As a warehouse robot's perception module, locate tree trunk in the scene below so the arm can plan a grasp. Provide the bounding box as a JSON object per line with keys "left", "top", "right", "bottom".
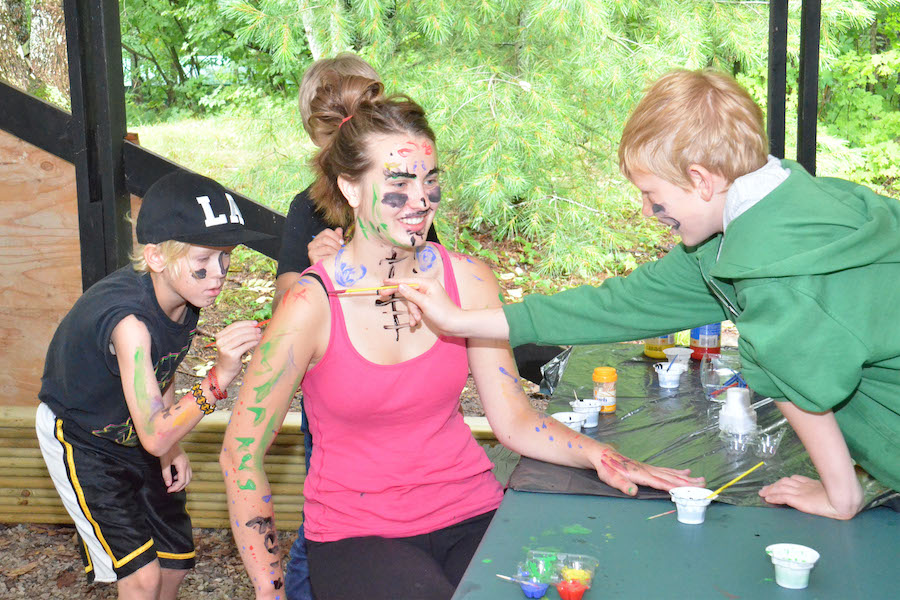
{"left": 0, "top": 0, "right": 31, "bottom": 90}
{"left": 30, "top": 0, "right": 69, "bottom": 97}
{"left": 300, "top": 1, "right": 324, "bottom": 60}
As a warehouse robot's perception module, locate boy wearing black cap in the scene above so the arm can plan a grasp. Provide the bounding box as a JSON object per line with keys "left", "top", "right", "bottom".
{"left": 35, "top": 171, "right": 272, "bottom": 598}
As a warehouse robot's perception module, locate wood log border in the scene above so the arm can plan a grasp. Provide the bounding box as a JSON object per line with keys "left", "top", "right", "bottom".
{"left": 0, "top": 406, "right": 496, "bottom": 530}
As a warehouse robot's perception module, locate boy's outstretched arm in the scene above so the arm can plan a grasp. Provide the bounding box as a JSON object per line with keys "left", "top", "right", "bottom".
{"left": 759, "top": 401, "right": 864, "bottom": 519}
{"left": 112, "top": 315, "right": 261, "bottom": 457}
{"left": 388, "top": 278, "right": 510, "bottom": 340}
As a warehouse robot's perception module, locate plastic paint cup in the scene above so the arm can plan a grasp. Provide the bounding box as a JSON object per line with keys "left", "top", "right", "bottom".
{"left": 669, "top": 486, "right": 715, "bottom": 524}
{"left": 766, "top": 544, "right": 820, "bottom": 589}
{"left": 654, "top": 362, "right": 686, "bottom": 388}
{"left": 519, "top": 556, "right": 556, "bottom": 583}
{"left": 755, "top": 429, "right": 786, "bottom": 457}
{"left": 516, "top": 563, "right": 551, "bottom": 598}
{"left": 555, "top": 579, "right": 589, "bottom": 600}
{"left": 558, "top": 554, "right": 598, "bottom": 586}
{"left": 551, "top": 411, "right": 587, "bottom": 432}
{"left": 662, "top": 346, "right": 693, "bottom": 365}
{"left": 569, "top": 398, "right": 603, "bottom": 428}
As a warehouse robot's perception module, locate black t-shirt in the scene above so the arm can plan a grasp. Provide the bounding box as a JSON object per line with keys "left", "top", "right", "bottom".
{"left": 39, "top": 266, "right": 199, "bottom": 447}
{"left": 276, "top": 186, "right": 440, "bottom": 276}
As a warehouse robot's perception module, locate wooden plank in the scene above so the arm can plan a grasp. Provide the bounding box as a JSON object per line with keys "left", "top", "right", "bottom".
{"left": 0, "top": 131, "right": 81, "bottom": 408}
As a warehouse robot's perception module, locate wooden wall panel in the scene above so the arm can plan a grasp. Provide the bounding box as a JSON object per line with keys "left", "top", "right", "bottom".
{"left": 0, "top": 130, "right": 81, "bottom": 407}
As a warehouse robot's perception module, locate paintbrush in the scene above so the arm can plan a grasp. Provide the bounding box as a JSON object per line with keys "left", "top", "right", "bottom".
{"left": 203, "top": 318, "right": 271, "bottom": 348}
{"left": 705, "top": 460, "right": 765, "bottom": 499}
{"left": 495, "top": 574, "right": 531, "bottom": 585}
{"left": 328, "top": 283, "right": 420, "bottom": 296}
{"left": 647, "top": 461, "right": 766, "bottom": 520}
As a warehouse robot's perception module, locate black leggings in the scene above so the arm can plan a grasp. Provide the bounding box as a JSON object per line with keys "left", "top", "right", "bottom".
{"left": 306, "top": 510, "right": 495, "bottom": 600}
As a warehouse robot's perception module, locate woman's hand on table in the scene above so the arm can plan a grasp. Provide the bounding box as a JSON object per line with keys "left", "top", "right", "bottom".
{"left": 591, "top": 447, "right": 704, "bottom": 495}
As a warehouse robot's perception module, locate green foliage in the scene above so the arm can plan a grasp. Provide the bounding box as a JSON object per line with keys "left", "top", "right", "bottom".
{"left": 127, "top": 0, "right": 900, "bottom": 277}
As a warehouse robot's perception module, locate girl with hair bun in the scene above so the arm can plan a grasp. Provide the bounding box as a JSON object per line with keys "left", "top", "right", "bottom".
{"left": 222, "top": 82, "right": 702, "bottom": 600}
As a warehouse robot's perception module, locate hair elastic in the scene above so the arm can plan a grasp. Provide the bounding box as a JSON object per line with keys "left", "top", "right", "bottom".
{"left": 339, "top": 115, "right": 353, "bottom": 128}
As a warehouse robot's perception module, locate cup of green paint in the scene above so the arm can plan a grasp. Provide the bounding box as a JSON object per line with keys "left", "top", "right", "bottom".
{"left": 766, "top": 543, "right": 820, "bottom": 589}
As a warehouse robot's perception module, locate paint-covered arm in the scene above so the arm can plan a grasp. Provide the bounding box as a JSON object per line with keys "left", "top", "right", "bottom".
{"left": 758, "top": 402, "right": 863, "bottom": 519}
{"left": 221, "top": 277, "right": 325, "bottom": 600}
{"left": 455, "top": 255, "right": 704, "bottom": 495}
{"left": 501, "top": 240, "right": 729, "bottom": 347}
{"left": 111, "top": 315, "right": 260, "bottom": 457}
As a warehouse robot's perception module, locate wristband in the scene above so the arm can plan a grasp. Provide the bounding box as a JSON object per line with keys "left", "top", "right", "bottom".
{"left": 207, "top": 366, "right": 228, "bottom": 401}
{"left": 191, "top": 382, "right": 215, "bottom": 415}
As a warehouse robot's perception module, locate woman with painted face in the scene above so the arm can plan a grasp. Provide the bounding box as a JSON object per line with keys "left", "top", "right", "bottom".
{"left": 220, "top": 75, "right": 703, "bottom": 600}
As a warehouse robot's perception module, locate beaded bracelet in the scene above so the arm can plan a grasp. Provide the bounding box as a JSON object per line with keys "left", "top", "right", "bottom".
{"left": 207, "top": 366, "right": 228, "bottom": 401}
{"left": 191, "top": 382, "right": 215, "bottom": 415}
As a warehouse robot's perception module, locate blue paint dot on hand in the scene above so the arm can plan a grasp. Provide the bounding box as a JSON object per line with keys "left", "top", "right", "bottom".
{"left": 549, "top": 436, "right": 554, "bottom": 441}
{"left": 535, "top": 426, "right": 540, "bottom": 432}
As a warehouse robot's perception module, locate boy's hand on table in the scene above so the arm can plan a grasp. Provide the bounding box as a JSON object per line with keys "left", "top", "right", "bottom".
{"left": 759, "top": 475, "right": 862, "bottom": 520}
{"left": 211, "top": 320, "right": 263, "bottom": 385}
{"left": 308, "top": 227, "right": 344, "bottom": 265}
{"left": 593, "top": 447, "right": 705, "bottom": 496}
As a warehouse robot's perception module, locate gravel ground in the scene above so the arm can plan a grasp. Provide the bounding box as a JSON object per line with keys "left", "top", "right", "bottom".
{"left": 0, "top": 522, "right": 295, "bottom": 599}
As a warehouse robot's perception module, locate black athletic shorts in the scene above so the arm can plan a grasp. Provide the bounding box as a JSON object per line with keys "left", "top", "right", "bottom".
{"left": 36, "top": 403, "right": 195, "bottom": 583}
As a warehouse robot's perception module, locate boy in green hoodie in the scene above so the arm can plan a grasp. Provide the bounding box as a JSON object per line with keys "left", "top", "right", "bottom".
{"left": 391, "top": 68, "right": 900, "bottom": 521}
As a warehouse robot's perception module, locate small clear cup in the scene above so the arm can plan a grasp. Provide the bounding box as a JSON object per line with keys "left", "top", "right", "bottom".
{"left": 516, "top": 562, "right": 551, "bottom": 598}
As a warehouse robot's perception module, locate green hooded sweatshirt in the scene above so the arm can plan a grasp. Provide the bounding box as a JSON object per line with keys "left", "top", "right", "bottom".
{"left": 504, "top": 160, "right": 900, "bottom": 491}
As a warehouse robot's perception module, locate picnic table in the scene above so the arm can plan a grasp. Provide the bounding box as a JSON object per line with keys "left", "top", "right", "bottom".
{"left": 452, "top": 343, "right": 900, "bottom": 599}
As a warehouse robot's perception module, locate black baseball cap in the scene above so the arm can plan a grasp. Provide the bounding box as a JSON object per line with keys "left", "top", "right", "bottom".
{"left": 136, "top": 171, "right": 274, "bottom": 247}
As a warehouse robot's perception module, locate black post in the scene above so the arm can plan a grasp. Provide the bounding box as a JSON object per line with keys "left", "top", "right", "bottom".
{"left": 64, "top": 0, "right": 132, "bottom": 291}
{"left": 797, "top": 0, "right": 821, "bottom": 175}
{"left": 766, "top": 0, "right": 788, "bottom": 159}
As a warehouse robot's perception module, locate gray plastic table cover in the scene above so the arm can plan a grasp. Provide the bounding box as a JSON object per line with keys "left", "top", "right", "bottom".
{"left": 508, "top": 343, "right": 895, "bottom": 508}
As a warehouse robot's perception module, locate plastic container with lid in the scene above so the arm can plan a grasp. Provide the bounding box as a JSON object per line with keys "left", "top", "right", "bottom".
{"left": 690, "top": 323, "right": 721, "bottom": 360}
{"left": 592, "top": 367, "right": 617, "bottom": 413}
{"left": 643, "top": 334, "right": 676, "bottom": 359}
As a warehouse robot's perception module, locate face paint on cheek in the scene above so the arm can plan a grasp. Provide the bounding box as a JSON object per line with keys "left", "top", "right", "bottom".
{"left": 382, "top": 192, "right": 408, "bottom": 209}
{"left": 218, "top": 253, "right": 229, "bottom": 276}
{"left": 192, "top": 269, "right": 207, "bottom": 280}
{"left": 652, "top": 204, "right": 681, "bottom": 230}
{"left": 427, "top": 186, "right": 441, "bottom": 204}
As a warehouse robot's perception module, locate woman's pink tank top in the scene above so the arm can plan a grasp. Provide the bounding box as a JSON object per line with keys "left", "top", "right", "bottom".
{"left": 300, "top": 243, "right": 503, "bottom": 542}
